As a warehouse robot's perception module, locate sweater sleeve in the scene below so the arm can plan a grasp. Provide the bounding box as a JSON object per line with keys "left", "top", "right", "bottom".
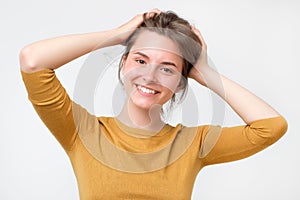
{"left": 199, "top": 116, "right": 288, "bottom": 166}
{"left": 21, "top": 69, "right": 82, "bottom": 152}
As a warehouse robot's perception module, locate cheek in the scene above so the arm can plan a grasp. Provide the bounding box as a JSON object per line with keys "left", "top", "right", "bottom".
{"left": 121, "top": 59, "right": 138, "bottom": 75}
{"left": 160, "top": 75, "right": 182, "bottom": 93}
{"left": 121, "top": 63, "right": 140, "bottom": 91}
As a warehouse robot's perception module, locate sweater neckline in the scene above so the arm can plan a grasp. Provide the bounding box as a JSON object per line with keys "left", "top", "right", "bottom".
{"left": 112, "top": 117, "right": 173, "bottom": 139}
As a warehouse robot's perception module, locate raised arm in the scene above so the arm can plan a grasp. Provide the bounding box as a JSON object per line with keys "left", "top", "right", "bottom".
{"left": 19, "top": 30, "right": 120, "bottom": 72}
{"left": 19, "top": 9, "right": 161, "bottom": 73}
{"left": 189, "top": 27, "right": 287, "bottom": 165}
{"left": 189, "top": 28, "right": 282, "bottom": 124}
{"left": 20, "top": 10, "right": 161, "bottom": 152}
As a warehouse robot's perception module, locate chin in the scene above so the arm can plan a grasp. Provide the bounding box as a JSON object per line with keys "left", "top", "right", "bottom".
{"left": 130, "top": 99, "right": 158, "bottom": 110}
{"left": 126, "top": 89, "right": 170, "bottom": 111}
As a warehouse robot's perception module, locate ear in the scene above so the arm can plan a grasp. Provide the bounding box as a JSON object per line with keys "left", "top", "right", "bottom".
{"left": 121, "top": 55, "right": 128, "bottom": 73}
{"left": 175, "top": 79, "right": 184, "bottom": 93}
{"left": 120, "top": 56, "right": 127, "bottom": 76}
{"left": 121, "top": 55, "right": 127, "bottom": 64}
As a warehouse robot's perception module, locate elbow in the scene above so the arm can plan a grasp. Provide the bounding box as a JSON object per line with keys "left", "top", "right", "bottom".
{"left": 247, "top": 116, "right": 288, "bottom": 145}
{"left": 264, "top": 116, "right": 288, "bottom": 146}
{"left": 272, "top": 116, "right": 288, "bottom": 141}
{"left": 19, "top": 45, "right": 39, "bottom": 73}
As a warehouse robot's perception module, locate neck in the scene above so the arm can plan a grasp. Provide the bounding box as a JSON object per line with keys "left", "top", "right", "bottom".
{"left": 117, "top": 99, "right": 165, "bottom": 132}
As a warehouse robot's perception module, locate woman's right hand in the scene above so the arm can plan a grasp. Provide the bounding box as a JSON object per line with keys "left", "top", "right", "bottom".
{"left": 116, "top": 8, "right": 161, "bottom": 45}
{"left": 20, "top": 9, "right": 160, "bottom": 73}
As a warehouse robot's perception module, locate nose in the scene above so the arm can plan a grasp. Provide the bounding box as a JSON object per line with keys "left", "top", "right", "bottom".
{"left": 142, "top": 64, "right": 158, "bottom": 83}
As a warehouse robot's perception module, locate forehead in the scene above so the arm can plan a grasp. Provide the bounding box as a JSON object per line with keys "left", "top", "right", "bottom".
{"left": 130, "top": 30, "right": 182, "bottom": 58}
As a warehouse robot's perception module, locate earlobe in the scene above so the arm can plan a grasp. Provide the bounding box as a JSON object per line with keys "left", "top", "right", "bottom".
{"left": 175, "top": 81, "right": 184, "bottom": 93}
{"left": 120, "top": 56, "right": 126, "bottom": 75}
{"left": 121, "top": 56, "right": 127, "bottom": 70}
{"left": 119, "top": 56, "right": 127, "bottom": 84}
{"left": 122, "top": 55, "right": 127, "bottom": 64}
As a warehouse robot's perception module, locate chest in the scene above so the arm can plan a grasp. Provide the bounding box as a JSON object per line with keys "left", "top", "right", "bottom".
{"left": 70, "top": 141, "right": 202, "bottom": 200}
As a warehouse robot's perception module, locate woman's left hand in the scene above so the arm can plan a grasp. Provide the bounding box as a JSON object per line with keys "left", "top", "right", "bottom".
{"left": 188, "top": 27, "right": 282, "bottom": 124}
{"left": 188, "top": 27, "right": 210, "bottom": 86}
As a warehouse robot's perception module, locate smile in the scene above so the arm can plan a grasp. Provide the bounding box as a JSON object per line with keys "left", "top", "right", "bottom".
{"left": 135, "top": 84, "right": 159, "bottom": 95}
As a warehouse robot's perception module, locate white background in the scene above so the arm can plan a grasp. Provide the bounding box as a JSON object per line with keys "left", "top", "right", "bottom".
{"left": 1, "top": 0, "right": 299, "bottom": 199}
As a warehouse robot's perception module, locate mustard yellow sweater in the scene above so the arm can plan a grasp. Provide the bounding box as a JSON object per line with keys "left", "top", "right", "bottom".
{"left": 21, "top": 69, "right": 287, "bottom": 200}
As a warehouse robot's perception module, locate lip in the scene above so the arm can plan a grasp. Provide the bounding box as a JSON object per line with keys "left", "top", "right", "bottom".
{"left": 135, "top": 84, "right": 160, "bottom": 96}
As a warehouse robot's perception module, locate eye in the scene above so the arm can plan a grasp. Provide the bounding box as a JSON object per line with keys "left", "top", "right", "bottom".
{"left": 160, "top": 67, "right": 174, "bottom": 74}
{"left": 136, "top": 59, "right": 146, "bottom": 65}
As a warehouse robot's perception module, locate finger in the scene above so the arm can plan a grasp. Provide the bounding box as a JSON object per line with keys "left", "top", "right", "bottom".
{"left": 145, "top": 8, "right": 161, "bottom": 19}
{"left": 192, "top": 26, "right": 207, "bottom": 50}
{"left": 149, "top": 8, "right": 161, "bottom": 14}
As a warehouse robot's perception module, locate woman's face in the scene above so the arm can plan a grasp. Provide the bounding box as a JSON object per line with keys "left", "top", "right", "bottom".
{"left": 121, "top": 31, "right": 183, "bottom": 110}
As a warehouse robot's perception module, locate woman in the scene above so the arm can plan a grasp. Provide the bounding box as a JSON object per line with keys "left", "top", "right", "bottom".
{"left": 20, "top": 9, "right": 287, "bottom": 199}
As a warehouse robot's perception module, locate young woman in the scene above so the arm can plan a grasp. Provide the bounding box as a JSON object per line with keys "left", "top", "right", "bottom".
{"left": 20, "top": 9, "right": 287, "bottom": 199}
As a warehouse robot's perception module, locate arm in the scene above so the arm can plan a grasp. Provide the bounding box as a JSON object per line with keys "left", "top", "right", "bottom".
{"left": 190, "top": 28, "right": 281, "bottom": 124}
{"left": 199, "top": 116, "right": 287, "bottom": 166}
{"left": 194, "top": 68, "right": 280, "bottom": 124}
{"left": 20, "top": 10, "right": 160, "bottom": 151}
{"left": 21, "top": 69, "right": 80, "bottom": 151}
{"left": 19, "top": 30, "right": 122, "bottom": 72}
{"left": 189, "top": 28, "right": 288, "bottom": 164}
{"left": 19, "top": 9, "right": 160, "bottom": 73}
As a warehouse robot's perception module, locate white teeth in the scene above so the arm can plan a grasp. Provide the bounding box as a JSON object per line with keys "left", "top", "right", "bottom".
{"left": 137, "top": 85, "right": 157, "bottom": 94}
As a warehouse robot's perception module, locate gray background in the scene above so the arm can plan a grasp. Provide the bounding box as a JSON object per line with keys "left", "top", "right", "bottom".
{"left": 1, "top": 0, "right": 299, "bottom": 199}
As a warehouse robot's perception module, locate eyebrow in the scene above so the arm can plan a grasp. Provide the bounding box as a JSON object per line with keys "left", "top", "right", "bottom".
{"left": 133, "top": 51, "right": 178, "bottom": 68}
